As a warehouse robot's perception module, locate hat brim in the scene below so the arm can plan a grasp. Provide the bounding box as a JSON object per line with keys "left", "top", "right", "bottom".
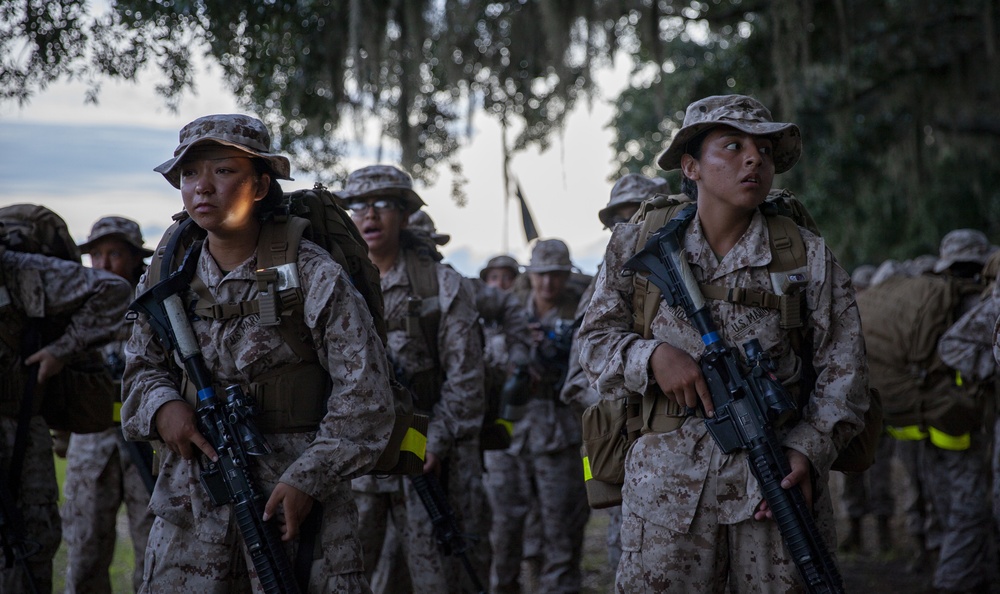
{"left": 336, "top": 186, "right": 427, "bottom": 216}
{"left": 154, "top": 138, "right": 293, "bottom": 189}
{"left": 656, "top": 121, "right": 801, "bottom": 174}
{"left": 933, "top": 255, "right": 987, "bottom": 274}
{"left": 598, "top": 200, "right": 644, "bottom": 228}
{"left": 78, "top": 232, "right": 155, "bottom": 257}
{"left": 479, "top": 265, "right": 520, "bottom": 280}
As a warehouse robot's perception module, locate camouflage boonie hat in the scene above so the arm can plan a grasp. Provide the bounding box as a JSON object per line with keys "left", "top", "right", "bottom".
{"left": 78, "top": 216, "right": 154, "bottom": 257}
{"left": 904, "top": 254, "right": 938, "bottom": 277}
{"left": 479, "top": 254, "right": 521, "bottom": 281}
{"left": 870, "top": 259, "right": 906, "bottom": 286}
{"left": 934, "top": 229, "right": 991, "bottom": 273}
{"left": 524, "top": 239, "right": 575, "bottom": 273}
{"left": 657, "top": 95, "right": 802, "bottom": 174}
{"left": 337, "top": 165, "right": 426, "bottom": 216}
{"left": 154, "top": 114, "right": 292, "bottom": 189}
{"left": 598, "top": 174, "right": 669, "bottom": 228}
{"left": 408, "top": 210, "right": 450, "bottom": 246}
{"left": 850, "top": 264, "right": 877, "bottom": 291}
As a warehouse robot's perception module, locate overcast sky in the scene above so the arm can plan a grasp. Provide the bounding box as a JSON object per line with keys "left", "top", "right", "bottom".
{"left": 0, "top": 47, "right": 634, "bottom": 277}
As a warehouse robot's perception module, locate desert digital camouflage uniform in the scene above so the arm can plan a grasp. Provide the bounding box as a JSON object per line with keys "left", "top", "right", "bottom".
{"left": 578, "top": 211, "right": 868, "bottom": 592}
{"left": 915, "top": 229, "right": 997, "bottom": 593}
{"left": 62, "top": 322, "right": 156, "bottom": 594}
{"left": 0, "top": 250, "right": 130, "bottom": 594}
{"left": 484, "top": 239, "right": 590, "bottom": 594}
{"left": 351, "top": 252, "right": 490, "bottom": 593}
{"left": 62, "top": 215, "right": 156, "bottom": 594}
{"left": 122, "top": 238, "right": 395, "bottom": 594}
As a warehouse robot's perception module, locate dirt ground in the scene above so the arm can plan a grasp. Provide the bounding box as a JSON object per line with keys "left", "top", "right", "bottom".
{"left": 577, "top": 468, "right": 997, "bottom": 594}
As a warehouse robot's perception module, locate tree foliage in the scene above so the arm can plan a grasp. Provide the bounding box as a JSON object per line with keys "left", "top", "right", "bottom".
{"left": 1, "top": 0, "right": 629, "bottom": 186}
{"left": 609, "top": 0, "right": 1000, "bottom": 268}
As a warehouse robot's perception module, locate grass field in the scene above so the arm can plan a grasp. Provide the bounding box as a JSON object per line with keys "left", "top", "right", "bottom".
{"left": 52, "top": 454, "right": 137, "bottom": 593}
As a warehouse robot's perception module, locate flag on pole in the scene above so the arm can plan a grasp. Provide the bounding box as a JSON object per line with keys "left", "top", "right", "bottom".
{"left": 515, "top": 180, "right": 539, "bottom": 242}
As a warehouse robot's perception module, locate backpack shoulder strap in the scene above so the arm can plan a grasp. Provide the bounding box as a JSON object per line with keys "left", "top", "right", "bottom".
{"left": 402, "top": 249, "right": 442, "bottom": 364}
{"left": 631, "top": 194, "right": 693, "bottom": 338}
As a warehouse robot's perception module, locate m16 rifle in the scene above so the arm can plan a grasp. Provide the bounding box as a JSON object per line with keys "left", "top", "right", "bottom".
{"left": 624, "top": 204, "right": 844, "bottom": 594}
{"left": 129, "top": 240, "right": 301, "bottom": 594}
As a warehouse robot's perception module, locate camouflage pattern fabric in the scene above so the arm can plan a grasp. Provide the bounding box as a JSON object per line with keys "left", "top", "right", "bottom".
{"left": 351, "top": 252, "right": 490, "bottom": 593}
{"left": 577, "top": 212, "right": 868, "bottom": 591}
{"left": 484, "top": 292, "right": 590, "bottom": 594}
{"left": 62, "top": 327, "right": 154, "bottom": 593}
{"left": 931, "top": 285, "right": 999, "bottom": 591}
{"left": 1, "top": 251, "right": 130, "bottom": 594}
{"left": 122, "top": 239, "right": 395, "bottom": 593}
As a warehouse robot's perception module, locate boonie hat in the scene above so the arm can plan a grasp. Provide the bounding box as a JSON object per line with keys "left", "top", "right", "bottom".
{"left": 904, "top": 254, "right": 938, "bottom": 277}
{"left": 934, "top": 229, "right": 991, "bottom": 273}
{"left": 78, "top": 216, "right": 154, "bottom": 257}
{"left": 598, "top": 174, "right": 669, "bottom": 228}
{"left": 408, "top": 210, "right": 451, "bottom": 246}
{"left": 154, "top": 114, "right": 292, "bottom": 189}
{"left": 850, "top": 264, "right": 877, "bottom": 291}
{"left": 479, "top": 255, "right": 520, "bottom": 281}
{"left": 338, "top": 165, "right": 426, "bottom": 216}
{"left": 656, "top": 95, "right": 802, "bottom": 174}
{"left": 524, "top": 239, "right": 575, "bottom": 273}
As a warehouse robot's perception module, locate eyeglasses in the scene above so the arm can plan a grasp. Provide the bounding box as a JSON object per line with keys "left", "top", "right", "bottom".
{"left": 346, "top": 199, "right": 402, "bottom": 216}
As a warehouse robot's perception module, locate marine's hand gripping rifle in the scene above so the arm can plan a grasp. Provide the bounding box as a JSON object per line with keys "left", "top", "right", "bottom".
{"left": 623, "top": 205, "right": 844, "bottom": 594}
{"left": 129, "top": 241, "right": 302, "bottom": 594}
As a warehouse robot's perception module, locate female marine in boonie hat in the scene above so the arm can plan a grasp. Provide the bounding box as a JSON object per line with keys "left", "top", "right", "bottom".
{"left": 122, "top": 114, "right": 395, "bottom": 593}
{"left": 576, "top": 94, "right": 868, "bottom": 592}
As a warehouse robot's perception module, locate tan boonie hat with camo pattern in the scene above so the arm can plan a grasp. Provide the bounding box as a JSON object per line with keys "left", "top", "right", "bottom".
{"left": 934, "top": 229, "right": 991, "bottom": 273}
{"left": 337, "top": 165, "right": 426, "bottom": 216}
{"left": 524, "top": 239, "right": 575, "bottom": 273}
{"left": 598, "top": 174, "right": 669, "bottom": 227}
{"left": 657, "top": 95, "right": 802, "bottom": 174}
{"left": 479, "top": 254, "right": 520, "bottom": 280}
{"left": 154, "top": 114, "right": 292, "bottom": 189}
{"left": 78, "top": 216, "right": 154, "bottom": 257}
{"left": 408, "top": 210, "right": 451, "bottom": 245}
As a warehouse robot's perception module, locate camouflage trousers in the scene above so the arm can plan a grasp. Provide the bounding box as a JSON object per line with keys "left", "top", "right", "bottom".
{"left": 354, "top": 445, "right": 491, "bottom": 594}
{"left": 919, "top": 434, "right": 997, "bottom": 591}
{"left": 62, "top": 427, "right": 155, "bottom": 593}
{"left": 895, "top": 438, "right": 941, "bottom": 548}
{"left": 840, "top": 433, "right": 895, "bottom": 519}
{"left": 0, "top": 416, "right": 61, "bottom": 594}
{"left": 615, "top": 483, "right": 838, "bottom": 593}
{"left": 483, "top": 444, "right": 590, "bottom": 594}
{"left": 140, "top": 505, "right": 371, "bottom": 593}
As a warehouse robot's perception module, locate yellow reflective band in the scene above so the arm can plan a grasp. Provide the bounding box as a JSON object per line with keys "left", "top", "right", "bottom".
{"left": 495, "top": 418, "right": 513, "bottom": 437}
{"left": 928, "top": 427, "right": 970, "bottom": 451}
{"left": 113, "top": 401, "right": 122, "bottom": 423}
{"left": 400, "top": 427, "right": 428, "bottom": 461}
{"left": 955, "top": 370, "right": 964, "bottom": 387}
{"left": 582, "top": 455, "right": 593, "bottom": 481}
{"left": 886, "top": 425, "right": 928, "bottom": 441}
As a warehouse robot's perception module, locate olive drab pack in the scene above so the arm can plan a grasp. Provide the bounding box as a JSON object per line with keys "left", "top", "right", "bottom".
{"left": 147, "top": 185, "right": 426, "bottom": 475}
{"left": 0, "top": 204, "right": 115, "bottom": 433}
{"left": 858, "top": 272, "right": 987, "bottom": 449}
{"left": 581, "top": 189, "right": 882, "bottom": 508}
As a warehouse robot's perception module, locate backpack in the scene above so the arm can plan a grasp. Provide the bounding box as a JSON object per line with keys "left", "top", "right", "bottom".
{"left": 0, "top": 204, "right": 115, "bottom": 434}
{"left": 147, "top": 185, "right": 426, "bottom": 475}
{"left": 858, "top": 272, "right": 986, "bottom": 447}
{"left": 581, "top": 190, "right": 882, "bottom": 507}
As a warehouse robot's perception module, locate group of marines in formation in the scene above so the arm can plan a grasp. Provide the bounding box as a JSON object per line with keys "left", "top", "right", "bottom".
{"left": 2, "top": 94, "right": 998, "bottom": 594}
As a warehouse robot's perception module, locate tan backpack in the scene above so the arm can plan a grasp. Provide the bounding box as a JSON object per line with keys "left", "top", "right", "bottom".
{"left": 0, "top": 204, "right": 115, "bottom": 434}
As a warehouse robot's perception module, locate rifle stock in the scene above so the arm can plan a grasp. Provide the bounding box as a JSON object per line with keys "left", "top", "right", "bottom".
{"left": 624, "top": 204, "right": 844, "bottom": 594}
{"left": 129, "top": 241, "right": 301, "bottom": 594}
